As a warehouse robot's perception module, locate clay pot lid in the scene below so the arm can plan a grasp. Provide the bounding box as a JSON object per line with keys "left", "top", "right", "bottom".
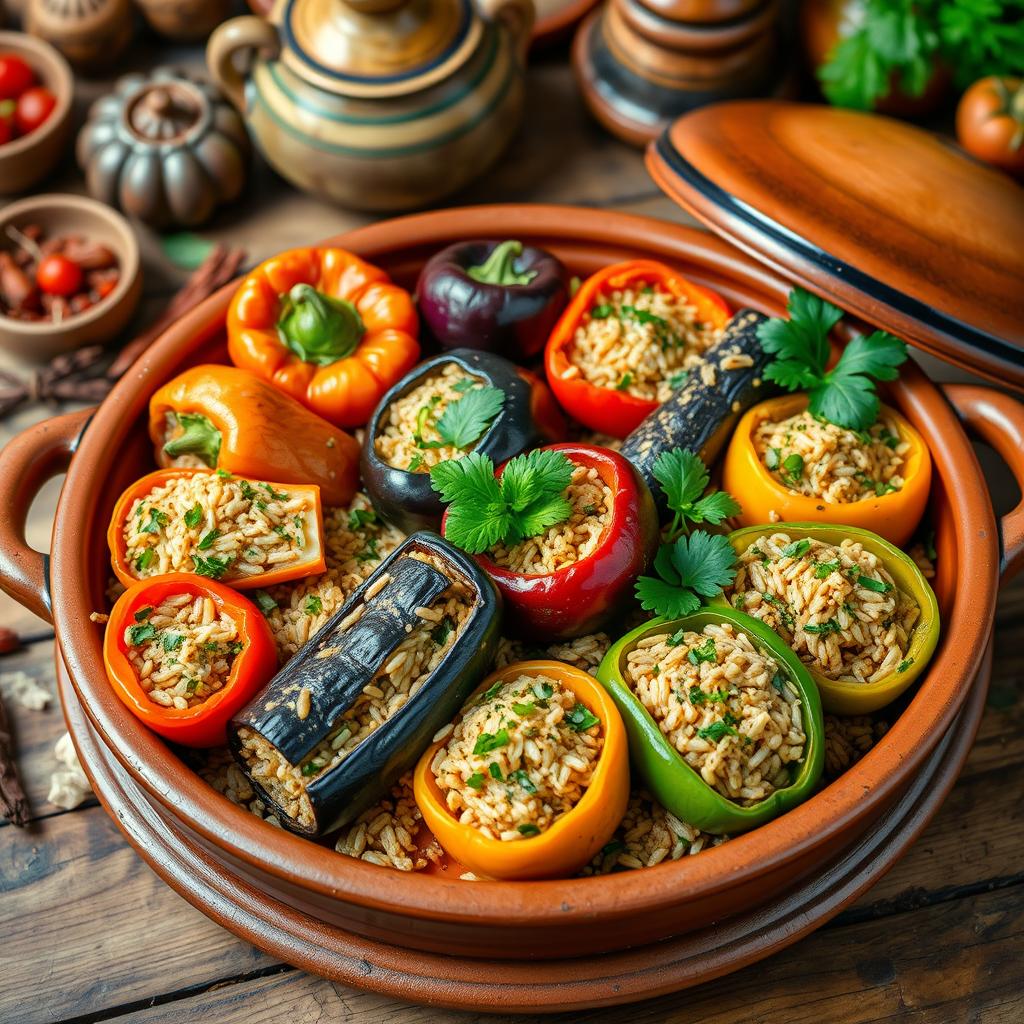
{"left": 277, "top": 0, "right": 483, "bottom": 98}
{"left": 645, "top": 100, "right": 1024, "bottom": 389}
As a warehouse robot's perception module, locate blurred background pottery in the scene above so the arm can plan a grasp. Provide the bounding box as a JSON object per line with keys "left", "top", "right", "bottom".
{"left": 572, "top": 0, "right": 789, "bottom": 146}
{"left": 0, "top": 194, "right": 141, "bottom": 361}
{"left": 24, "top": 0, "right": 133, "bottom": 74}
{"left": 134, "top": 0, "right": 235, "bottom": 41}
{"left": 206, "top": 0, "right": 535, "bottom": 211}
{"left": 0, "top": 30, "right": 73, "bottom": 194}
{"left": 76, "top": 66, "right": 250, "bottom": 228}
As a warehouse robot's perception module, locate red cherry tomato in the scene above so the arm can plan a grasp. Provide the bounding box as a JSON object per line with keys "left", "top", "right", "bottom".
{"left": 36, "top": 255, "right": 83, "bottom": 298}
{"left": 0, "top": 114, "right": 11, "bottom": 146}
{"left": 0, "top": 54, "right": 35, "bottom": 101}
{"left": 15, "top": 86, "right": 56, "bottom": 136}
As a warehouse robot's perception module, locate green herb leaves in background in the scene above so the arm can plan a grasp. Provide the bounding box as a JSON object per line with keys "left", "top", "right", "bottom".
{"left": 160, "top": 233, "right": 216, "bottom": 271}
{"left": 758, "top": 287, "right": 908, "bottom": 430}
{"left": 430, "top": 449, "right": 573, "bottom": 554}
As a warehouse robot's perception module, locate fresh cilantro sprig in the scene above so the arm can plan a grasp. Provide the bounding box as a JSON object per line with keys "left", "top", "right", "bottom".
{"left": 654, "top": 449, "right": 741, "bottom": 540}
{"left": 758, "top": 288, "right": 908, "bottom": 430}
{"left": 429, "top": 449, "right": 573, "bottom": 555}
{"left": 635, "top": 532, "right": 737, "bottom": 619}
{"left": 418, "top": 385, "right": 505, "bottom": 452}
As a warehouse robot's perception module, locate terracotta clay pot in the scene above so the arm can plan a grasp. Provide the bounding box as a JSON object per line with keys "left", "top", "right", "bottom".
{"left": 24, "top": 0, "right": 133, "bottom": 74}
{"left": 134, "top": 0, "right": 234, "bottom": 41}
{"left": 0, "top": 206, "right": 1021, "bottom": 1003}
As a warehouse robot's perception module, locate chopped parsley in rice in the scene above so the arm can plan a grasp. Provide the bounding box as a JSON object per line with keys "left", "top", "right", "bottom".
{"left": 122, "top": 471, "right": 318, "bottom": 584}
{"left": 431, "top": 673, "right": 603, "bottom": 840}
{"left": 754, "top": 410, "right": 908, "bottom": 503}
{"left": 726, "top": 532, "right": 919, "bottom": 683}
{"left": 125, "top": 593, "right": 242, "bottom": 709}
{"left": 624, "top": 622, "right": 805, "bottom": 806}
{"left": 488, "top": 462, "right": 613, "bottom": 574}
{"left": 563, "top": 285, "right": 721, "bottom": 402}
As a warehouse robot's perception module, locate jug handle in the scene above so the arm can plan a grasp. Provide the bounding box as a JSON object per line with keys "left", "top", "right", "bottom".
{"left": 478, "top": 0, "right": 535, "bottom": 65}
{"left": 207, "top": 15, "right": 282, "bottom": 113}
{"left": 943, "top": 384, "right": 1024, "bottom": 586}
{"left": 0, "top": 408, "right": 93, "bottom": 624}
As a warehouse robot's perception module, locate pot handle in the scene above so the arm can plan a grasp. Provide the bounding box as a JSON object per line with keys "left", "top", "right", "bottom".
{"left": 943, "top": 384, "right": 1024, "bottom": 586}
{"left": 207, "top": 15, "right": 281, "bottom": 112}
{"left": 478, "top": 0, "right": 535, "bottom": 64}
{"left": 0, "top": 408, "right": 93, "bottom": 624}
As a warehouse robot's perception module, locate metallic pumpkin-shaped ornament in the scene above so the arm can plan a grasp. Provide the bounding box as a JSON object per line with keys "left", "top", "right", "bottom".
{"left": 206, "top": 0, "right": 535, "bottom": 212}
{"left": 24, "top": 0, "right": 133, "bottom": 73}
{"left": 76, "top": 67, "right": 250, "bottom": 229}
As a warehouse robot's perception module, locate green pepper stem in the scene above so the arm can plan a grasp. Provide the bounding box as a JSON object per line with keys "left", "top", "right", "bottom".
{"left": 277, "top": 283, "right": 365, "bottom": 367}
{"left": 163, "top": 412, "right": 222, "bottom": 468}
{"left": 466, "top": 240, "right": 538, "bottom": 286}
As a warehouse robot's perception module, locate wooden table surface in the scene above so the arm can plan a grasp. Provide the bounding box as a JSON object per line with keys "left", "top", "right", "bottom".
{"left": 1, "top": 37, "right": 1022, "bottom": 1024}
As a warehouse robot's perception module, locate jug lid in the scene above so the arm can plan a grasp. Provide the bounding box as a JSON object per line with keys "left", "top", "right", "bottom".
{"left": 276, "top": 0, "right": 483, "bottom": 99}
{"left": 646, "top": 100, "right": 1024, "bottom": 389}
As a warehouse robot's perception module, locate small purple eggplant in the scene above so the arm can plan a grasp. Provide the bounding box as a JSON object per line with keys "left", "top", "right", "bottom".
{"left": 415, "top": 239, "right": 569, "bottom": 360}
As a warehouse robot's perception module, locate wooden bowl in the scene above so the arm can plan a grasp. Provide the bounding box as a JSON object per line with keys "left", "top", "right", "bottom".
{"left": 0, "top": 30, "right": 73, "bottom": 195}
{"left": 0, "top": 194, "right": 142, "bottom": 361}
{"left": 0, "top": 206, "right": 1021, "bottom": 994}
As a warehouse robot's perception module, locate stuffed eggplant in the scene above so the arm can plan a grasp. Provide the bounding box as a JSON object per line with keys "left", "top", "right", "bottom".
{"left": 229, "top": 532, "right": 502, "bottom": 836}
{"left": 621, "top": 309, "right": 777, "bottom": 520}
{"left": 361, "top": 348, "right": 565, "bottom": 534}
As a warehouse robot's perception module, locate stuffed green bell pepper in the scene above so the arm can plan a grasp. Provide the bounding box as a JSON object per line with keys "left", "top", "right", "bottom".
{"left": 715, "top": 523, "right": 940, "bottom": 715}
{"left": 596, "top": 607, "right": 824, "bottom": 835}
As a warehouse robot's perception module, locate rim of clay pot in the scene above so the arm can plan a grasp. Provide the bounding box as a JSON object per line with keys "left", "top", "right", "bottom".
{"left": 0, "top": 30, "right": 73, "bottom": 160}
{"left": 51, "top": 205, "right": 998, "bottom": 936}
{"left": 0, "top": 193, "right": 141, "bottom": 338}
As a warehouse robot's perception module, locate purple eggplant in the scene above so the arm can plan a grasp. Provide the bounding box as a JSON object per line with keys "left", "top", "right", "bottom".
{"left": 415, "top": 239, "right": 569, "bottom": 360}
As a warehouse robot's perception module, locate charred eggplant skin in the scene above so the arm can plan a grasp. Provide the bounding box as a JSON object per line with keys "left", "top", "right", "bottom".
{"left": 620, "top": 309, "right": 778, "bottom": 519}
{"left": 229, "top": 531, "right": 503, "bottom": 836}
{"left": 415, "top": 239, "right": 569, "bottom": 359}
{"left": 361, "top": 348, "right": 565, "bottom": 534}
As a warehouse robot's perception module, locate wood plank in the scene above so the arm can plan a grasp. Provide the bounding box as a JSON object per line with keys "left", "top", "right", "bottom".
{"left": 100, "top": 880, "right": 1024, "bottom": 1024}
{"left": 0, "top": 804, "right": 279, "bottom": 1024}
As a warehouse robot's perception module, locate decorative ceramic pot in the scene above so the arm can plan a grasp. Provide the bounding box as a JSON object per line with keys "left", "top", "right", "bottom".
{"left": 24, "top": 0, "right": 133, "bottom": 73}
{"left": 206, "top": 0, "right": 534, "bottom": 211}
{"left": 572, "top": 0, "right": 788, "bottom": 146}
{"left": 134, "top": 0, "right": 235, "bottom": 41}
{"left": 76, "top": 67, "right": 250, "bottom": 228}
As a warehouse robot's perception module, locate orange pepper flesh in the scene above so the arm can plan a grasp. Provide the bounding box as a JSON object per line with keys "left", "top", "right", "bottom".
{"left": 722, "top": 394, "right": 932, "bottom": 548}
{"left": 226, "top": 247, "right": 420, "bottom": 429}
{"left": 103, "top": 574, "right": 278, "bottom": 747}
{"left": 107, "top": 468, "right": 327, "bottom": 591}
{"left": 413, "top": 660, "right": 630, "bottom": 880}
{"left": 544, "top": 259, "right": 732, "bottom": 438}
{"left": 148, "top": 364, "right": 360, "bottom": 508}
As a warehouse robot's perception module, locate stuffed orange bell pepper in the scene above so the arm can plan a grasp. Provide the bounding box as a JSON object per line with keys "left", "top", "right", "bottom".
{"left": 149, "top": 364, "right": 360, "bottom": 507}
{"left": 108, "top": 468, "right": 326, "bottom": 591}
{"left": 413, "top": 660, "right": 629, "bottom": 880}
{"left": 545, "top": 259, "right": 731, "bottom": 438}
{"left": 226, "top": 247, "right": 420, "bottom": 429}
{"left": 104, "top": 574, "right": 278, "bottom": 747}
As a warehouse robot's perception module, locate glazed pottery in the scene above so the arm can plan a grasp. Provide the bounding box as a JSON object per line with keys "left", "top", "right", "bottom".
{"left": 572, "top": 0, "right": 787, "bottom": 145}
{"left": 206, "top": 0, "right": 535, "bottom": 211}
{"left": 0, "top": 209, "right": 1021, "bottom": 987}
{"left": 24, "top": 0, "right": 133, "bottom": 74}
{"left": 134, "top": 0, "right": 234, "bottom": 41}
{"left": 0, "top": 193, "right": 142, "bottom": 361}
{"left": 0, "top": 30, "right": 73, "bottom": 195}
{"left": 76, "top": 67, "right": 250, "bottom": 229}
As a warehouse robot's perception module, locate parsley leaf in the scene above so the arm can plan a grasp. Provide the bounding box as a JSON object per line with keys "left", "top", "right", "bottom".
{"left": 653, "top": 448, "right": 742, "bottom": 538}
{"left": 466, "top": 772, "right": 485, "bottom": 790}
{"left": 127, "top": 623, "right": 157, "bottom": 645}
{"left": 191, "top": 553, "right": 232, "bottom": 579}
{"left": 698, "top": 720, "right": 739, "bottom": 743}
{"left": 758, "top": 287, "right": 907, "bottom": 429}
{"left": 140, "top": 508, "right": 169, "bottom": 534}
{"left": 348, "top": 508, "right": 377, "bottom": 530}
{"left": 184, "top": 504, "right": 203, "bottom": 529}
{"left": 566, "top": 704, "right": 600, "bottom": 732}
{"left": 197, "top": 529, "right": 220, "bottom": 551}
{"left": 304, "top": 595, "right": 323, "bottom": 615}
{"left": 510, "top": 769, "right": 537, "bottom": 793}
{"left": 635, "top": 531, "right": 738, "bottom": 620}
{"left": 430, "top": 449, "right": 574, "bottom": 555}
{"left": 431, "top": 386, "right": 505, "bottom": 450}
{"left": 473, "top": 728, "right": 510, "bottom": 755}
{"left": 687, "top": 637, "right": 718, "bottom": 666}
{"left": 253, "top": 590, "right": 277, "bottom": 615}
{"left": 518, "top": 823, "right": 541, "bottom": 836}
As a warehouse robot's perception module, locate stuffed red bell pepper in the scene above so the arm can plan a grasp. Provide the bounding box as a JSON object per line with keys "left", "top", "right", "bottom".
{"left": 434, "top": 443, "right": 659, "bottom": 640}
{"left": 103, "top": 574, "right": 278, "bottom": 747}
{"left": 544, "top": 259, "right": 731, "bottom": 438}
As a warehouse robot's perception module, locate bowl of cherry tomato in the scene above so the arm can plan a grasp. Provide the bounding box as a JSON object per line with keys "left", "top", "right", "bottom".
{"left": 0, "top": 193, "right": 142, "bottom": 360}
{"left": 0, "top": 31, "right": 73, "bottom": 195}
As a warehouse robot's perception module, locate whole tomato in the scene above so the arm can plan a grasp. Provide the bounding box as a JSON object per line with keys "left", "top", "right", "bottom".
{"left": 36, "top": 254, "right": 83, "bottom": 297}
{"left": 956, "top": 76, "right": 1024, "bottom": 180}
{"left": 14, "top": 86, "right": 56, "bottom": 136}
{"left": 0, "top": 54, "right": 35, "bottom": 101}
